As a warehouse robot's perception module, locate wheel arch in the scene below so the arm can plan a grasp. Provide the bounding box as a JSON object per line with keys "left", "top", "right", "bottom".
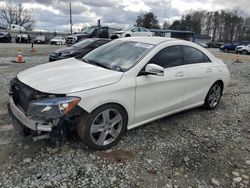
{"left": 214, "top": 80, "right": 224, "bottom": 91}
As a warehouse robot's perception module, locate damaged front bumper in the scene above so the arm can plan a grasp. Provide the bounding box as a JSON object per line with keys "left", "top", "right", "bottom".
{"left": 8, "top": 96, "right": 53, "bottom": 132}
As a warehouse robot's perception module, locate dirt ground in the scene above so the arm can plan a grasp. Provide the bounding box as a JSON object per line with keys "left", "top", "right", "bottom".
{"left": 0, "top": 43, "right": 250, "bottom": 188}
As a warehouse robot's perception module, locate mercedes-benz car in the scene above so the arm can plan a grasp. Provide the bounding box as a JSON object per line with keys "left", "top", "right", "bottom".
{"left": 8, "top": 37, "right": 230, "bottom": 150}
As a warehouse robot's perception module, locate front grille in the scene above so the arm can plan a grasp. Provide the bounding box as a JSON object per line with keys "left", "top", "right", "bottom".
{"left": 10, "top": 78, "right": 35, "bottom": 112}
{"left": 10, "top": 78, "right": 64, "bottom": 113}
{"left": 66, "top": 37, "right": 75, "bottom": 45}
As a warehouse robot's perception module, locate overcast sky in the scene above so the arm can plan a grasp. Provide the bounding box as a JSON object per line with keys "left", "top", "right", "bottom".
{"left": 0, "top": 0, "right": 249, "bottom": 32}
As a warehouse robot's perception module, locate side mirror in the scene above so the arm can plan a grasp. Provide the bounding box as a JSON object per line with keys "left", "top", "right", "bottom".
{"left": 144, "top": 64, "right": 164, "bottom": 76}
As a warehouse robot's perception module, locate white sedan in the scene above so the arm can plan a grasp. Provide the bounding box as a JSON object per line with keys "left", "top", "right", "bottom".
{"left": 50, "top": 36, "right": 66, "bottom": 45}
{"left": 110, "top": 27, "right": 152, "bottom": 39}
{"left": 235, "top": 44, "right": 250, "bottom": 55}
{"left": 8, "top": 37, "right": 230, "bottom": 150}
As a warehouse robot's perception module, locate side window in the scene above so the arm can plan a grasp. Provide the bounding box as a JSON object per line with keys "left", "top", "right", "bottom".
{"left": 182, "top": 46, "right": 211, "bottom": 64}
{"left": 149, "top": 46, "right": 183, "bottom": 68}
{"left": 131, "top": 28, "right": 139, "bottom": 32}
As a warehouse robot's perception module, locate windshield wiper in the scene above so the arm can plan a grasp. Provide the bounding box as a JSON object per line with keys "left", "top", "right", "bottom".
{"left": 82, "top": 58, "right": 124, "bottom": 72}
{"left": 82, "top": 58, "right": 111, "bottom": 70}
{"left": 92, "top": 61, "right": 112, "bottom": 70}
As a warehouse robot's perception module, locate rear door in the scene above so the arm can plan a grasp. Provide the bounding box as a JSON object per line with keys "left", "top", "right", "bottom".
{"left": 135, "top": 45, "right": 187, "bottom": 123}
{"left": 181, "top": 45, "right": 217, "bottom": 107}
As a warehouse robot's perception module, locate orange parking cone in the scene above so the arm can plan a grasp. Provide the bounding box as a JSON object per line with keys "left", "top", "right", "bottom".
{"left": 234, "top": 53, "right": 242, "bottom": 63}
{"left": 17, "top": 50, "right": 24, "bottom": 63}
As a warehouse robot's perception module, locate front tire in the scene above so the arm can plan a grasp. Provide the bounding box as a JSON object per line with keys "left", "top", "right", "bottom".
{"left": 77, "top": 104, "right": 127, "bottom": 150}
{"left": 204, "top": 82, "right": 223, "bottom": 110}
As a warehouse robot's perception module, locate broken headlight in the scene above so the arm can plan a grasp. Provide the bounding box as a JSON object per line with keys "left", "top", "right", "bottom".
{"left": 26, "top": 96, "right": 80, "bottom": 119}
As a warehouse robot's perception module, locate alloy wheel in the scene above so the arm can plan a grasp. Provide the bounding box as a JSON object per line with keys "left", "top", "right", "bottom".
{"left": 90, "top": 109, "right": 123, "bottom": 146}
{"left": 208, "top": 84, "right": 222, "bottom": 108}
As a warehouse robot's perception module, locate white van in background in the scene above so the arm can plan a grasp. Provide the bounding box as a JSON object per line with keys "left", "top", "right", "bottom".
{"left": 10, "top": 24, "right": 26, "bottom": 32}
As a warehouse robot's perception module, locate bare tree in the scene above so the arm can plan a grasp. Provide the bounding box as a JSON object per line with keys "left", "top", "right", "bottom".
{"left": 0, "top": 0, "right": 34, "bottom": 30}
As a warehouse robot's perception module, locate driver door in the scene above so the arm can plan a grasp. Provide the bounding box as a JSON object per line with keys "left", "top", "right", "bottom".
{"left": 135, "top": 45, "right": 187, "bottom": 123}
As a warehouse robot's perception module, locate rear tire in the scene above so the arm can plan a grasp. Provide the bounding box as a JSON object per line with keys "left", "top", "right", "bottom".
{"left": 77, "top": 104, "right": 127, "bottom": 150}
{"left": 204, "top": 82, "right": 223, "bottom": 110}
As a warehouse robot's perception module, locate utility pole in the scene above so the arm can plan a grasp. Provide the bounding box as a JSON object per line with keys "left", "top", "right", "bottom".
{"left": 70, "top": 2, "right": 72, "bottom": 34}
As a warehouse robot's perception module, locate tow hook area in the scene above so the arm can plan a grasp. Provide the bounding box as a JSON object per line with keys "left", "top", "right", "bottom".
{"left": 32, "top": 122, "right": 69, "bottom": 144}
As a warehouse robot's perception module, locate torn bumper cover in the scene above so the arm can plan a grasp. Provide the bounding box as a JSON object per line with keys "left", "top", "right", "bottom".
{"left": 8, "top": 96, "right": 53, "bottom": 132}
{"left": 8, "top": 78, "right": 83, "bottom": 142}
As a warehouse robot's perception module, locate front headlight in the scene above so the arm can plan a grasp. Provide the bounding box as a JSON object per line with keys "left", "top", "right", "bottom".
{"left": 26, "top": 96, "right": 80, "bottom": 118}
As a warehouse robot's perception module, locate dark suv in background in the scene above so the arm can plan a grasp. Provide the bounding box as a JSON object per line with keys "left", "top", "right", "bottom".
{"left": 65, "top": 26, "right": 109, "bottom": 45}
{"left": 220, "top": 41, "right": 250, "bottom": 52}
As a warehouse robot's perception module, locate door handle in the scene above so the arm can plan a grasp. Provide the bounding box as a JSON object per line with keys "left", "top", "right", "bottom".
{"left": 175, "top": 72, "right": 184, "bottom": 77}
{"left": 206, "top": 68, "right": 212, "bottom": 73}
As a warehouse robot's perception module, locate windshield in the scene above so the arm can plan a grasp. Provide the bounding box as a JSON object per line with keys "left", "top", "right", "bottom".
{"left": 82, "top": 27, "right": 95, "bottom": 34}
{"left": 83, "top": 40, "right": 154, "bottom": 71}
{"left": 73, "top": 39, "right": 94, "bottom": 48}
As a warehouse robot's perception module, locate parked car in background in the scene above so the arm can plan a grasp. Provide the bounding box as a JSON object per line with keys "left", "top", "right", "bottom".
{"left": 0, "top": 32, "right": 11, "bottom": 43}
{"left": 8, "top": 37, "right": 230, "bottom": 150}
{"left": 15, "top": 34, "right": 31, "bottom": 43}
{"left": 206, "top": 41, "right": 223, "bottom": 48}
{"left": 10, "top": 24, "right": 26, "bottom": 32}
{"left": 220, "top": 41, "right": 250, "bottom": 52}
{"left": 235, "top": 44, "right": 250, "bottom": 55}
{"left": 49, "top": 38, "right": 110, "bottom": 61}
{"left": 110, "top": 27, "right": 152, "bottom": 39}
{"left": 65, "top": 26, "right": 109, "bottom": 45}
{"left": 50, "top": 36, "right": 65, "bottom": 45}
{"left": 34, "top": 36, "right": 48, "bottom": 44}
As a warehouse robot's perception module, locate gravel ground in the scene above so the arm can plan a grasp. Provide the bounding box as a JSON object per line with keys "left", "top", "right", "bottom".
{"left": 0, "top": 43, "right": 250, "bottom": 188}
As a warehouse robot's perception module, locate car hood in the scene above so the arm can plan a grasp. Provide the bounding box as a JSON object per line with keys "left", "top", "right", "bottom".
{"left": 17, "top": 58, "right": 123, "bottom": 94}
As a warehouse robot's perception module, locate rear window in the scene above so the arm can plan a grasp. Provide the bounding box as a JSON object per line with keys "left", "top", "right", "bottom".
{"left": 183, "top": 46, "right": 211, "bottom": 64}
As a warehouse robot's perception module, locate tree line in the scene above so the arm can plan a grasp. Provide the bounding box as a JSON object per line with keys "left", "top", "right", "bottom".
{"left": 0, "top": 0, "right": 34, "bottom": 30}
{"left": 136, "top": 8, "right": 250, "bottom": 42}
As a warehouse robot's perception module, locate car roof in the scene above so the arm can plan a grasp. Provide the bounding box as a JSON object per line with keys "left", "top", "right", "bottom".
{"left": 118, "top": 37, "right": 176, "bottom": 45}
